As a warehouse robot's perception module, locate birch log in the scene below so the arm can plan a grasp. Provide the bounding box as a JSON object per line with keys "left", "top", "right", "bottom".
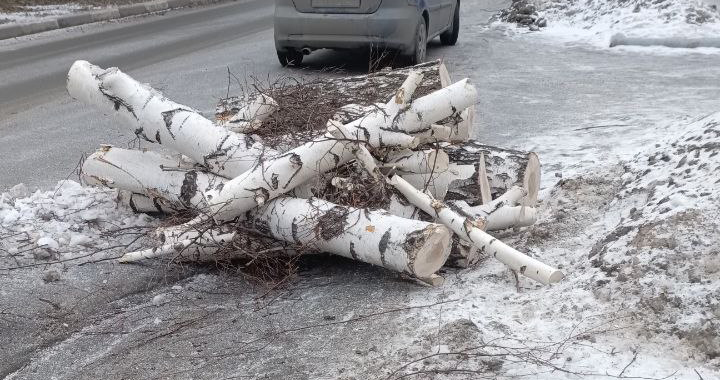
{"left": 443, "top": 140, "right": 541, "bottom": 205}
{"left": 207, "top": 75, "right": 478, "bottom": 222}
{"left": 81, "top": 146, "right": 225, "bottom": 209}
{"left": 67, "top": 60, "right": 271, "bottom": 177}
{"left": 389, "top": 174, "right": 563, "bottom": 285}
{"left": 119, "top": 231, "right": 237, "bottom": 263}
{"left": 251, "top": 197, "right": 452, "bottom": 278}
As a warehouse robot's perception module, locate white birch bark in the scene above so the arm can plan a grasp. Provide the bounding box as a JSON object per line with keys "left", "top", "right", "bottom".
{"left": 389, "top": 174, "right": 563, "bottom": 285}
{"left": 67, "top": 60, "right": 272, "bottom": 177}
{"left": 81, "top": 146, "right": 225, "bottom": 209}
{"left": 251, "top": 197, "right": 452, "bottom": 278}
{"left": 119, "top": 231, "right": 237, "bottom": 263}
{"left": 380, "top": 148, "right": 450, "bottom": 174}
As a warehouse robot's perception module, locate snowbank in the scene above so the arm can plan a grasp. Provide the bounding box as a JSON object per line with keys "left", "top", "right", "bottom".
{"left": 0, "top": 181, "right": 153, "bottom": 268}
{"left": 512, "top": 0, "right": 720, "bottom": 49}
{"left": 0, "top": 4, "right": 94, "bottom": 25}
{"left": 393, "top": 112, "right": 720, "bottom": 377}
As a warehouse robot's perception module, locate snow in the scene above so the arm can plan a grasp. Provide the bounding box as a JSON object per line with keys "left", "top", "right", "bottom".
{"left": 506, "top": 0, "right": 720, "bottom": 51}
{"left": 0, "top": 4, "right": 97, "bottom": 25}
{"left": 0, "top": 180, "right": 154, "bottom": 267}
{"left": 398, "top": 111, "right": 720, "bottom": 377}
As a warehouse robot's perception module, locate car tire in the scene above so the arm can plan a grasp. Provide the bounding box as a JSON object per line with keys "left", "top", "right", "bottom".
{"left": 440, "top": 1, "right": 460, "bottom": 46}
{"left": 277, "top": 49, "right": 304, "bottom": 67}
{"left": 405, "top": 15, "right": 428, "bottom": 66}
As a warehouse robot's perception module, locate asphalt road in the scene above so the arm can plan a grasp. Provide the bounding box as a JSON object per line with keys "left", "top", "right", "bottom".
{"left": 0, "top": 0, "right": 276, "bottom": 189}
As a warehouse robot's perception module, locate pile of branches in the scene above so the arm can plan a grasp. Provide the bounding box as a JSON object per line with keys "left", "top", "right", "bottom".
{"left": 70, "top": 59, "right": 563, "bottom": 286}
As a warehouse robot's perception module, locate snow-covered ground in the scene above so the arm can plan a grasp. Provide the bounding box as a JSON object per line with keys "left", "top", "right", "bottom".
{"left": 0, "top": 181, "right": 154, "bottom": 268}
{"left": 398, "top": 112, "right": 720, "bottom": 378}
{"left": 504, "top": 0, "right": 720, "bottom": 50}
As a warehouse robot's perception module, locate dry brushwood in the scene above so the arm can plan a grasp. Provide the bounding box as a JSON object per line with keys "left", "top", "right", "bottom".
{"left": 70, "top": 59, "right": 563, "bottom": 285}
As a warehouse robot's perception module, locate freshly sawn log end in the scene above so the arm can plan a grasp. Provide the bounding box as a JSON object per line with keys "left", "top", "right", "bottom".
{"left": 405, "top": 224, "right": 453, "bottom": 278}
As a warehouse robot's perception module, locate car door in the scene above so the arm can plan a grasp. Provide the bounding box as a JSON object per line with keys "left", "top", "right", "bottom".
{"left": 425, "top": 0, "right": 445, "bottom": 36}
{"left": 436, "top": 0, "right": 455, "bottom": 33}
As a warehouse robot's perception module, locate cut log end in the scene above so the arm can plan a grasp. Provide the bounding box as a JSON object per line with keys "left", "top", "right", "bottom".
{"left": 410, "top": 224, "right": 452, "bottom": 278}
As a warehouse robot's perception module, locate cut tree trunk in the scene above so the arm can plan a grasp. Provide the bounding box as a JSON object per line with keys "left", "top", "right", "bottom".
{"left": 250, "top": 197, "right": 452, "bottom": 278}
{"left": 67, "top": 60, "right": 272, "bottom": 177}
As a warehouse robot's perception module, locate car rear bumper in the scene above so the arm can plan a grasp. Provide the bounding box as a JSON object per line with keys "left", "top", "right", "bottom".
{"left": 274, "top": 1, "right": 419, "bottom": 54}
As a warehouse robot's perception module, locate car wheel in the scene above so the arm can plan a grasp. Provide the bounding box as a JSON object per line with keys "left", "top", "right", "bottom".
{"left": 277, "top": 49, "right": 304, "bottom": 67}
{"left": 440, "top": 1, "right": 460, "bottom": 46}
{"left": 407, "top": 15, "right": 428, "bottom": 66}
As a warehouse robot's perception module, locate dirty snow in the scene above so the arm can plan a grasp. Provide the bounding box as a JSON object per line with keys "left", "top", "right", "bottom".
{"left": 0, "top": 180, "right": 154, "bottom": 268}
{"left": 501, "top": 0, "right": 720, "bottom": 50}
{"left": 390, "top": 112, "right": 720, "bottom": 378}
{"left": 0, "top": 4, "right": 96, "bottom": 25}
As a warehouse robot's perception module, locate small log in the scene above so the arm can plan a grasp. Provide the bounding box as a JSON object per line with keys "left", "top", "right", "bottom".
{"left": 119, "top": 230, "right": 236, "bottom": 263}
{"left": 251, "top": 197, "right": 451, "bottom": 278}
{"left": 67, "top": 60, "right": 272, "bottom": 177}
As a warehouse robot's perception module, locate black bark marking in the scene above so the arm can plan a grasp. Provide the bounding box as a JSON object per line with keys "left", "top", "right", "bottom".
{"left": 180, "top": 171, "right": 198, "bottom": 206}
{"left": 253, "top": 218, "right": 273, "bottom": 237}
{"left": 155, "top": 130, "right": 161, "bottom": 144}
{"left": 134, "top": 127, "right": 153, "bottom": 143}
{"left": 270, "top": 173, "right": 279, "bottom": 190}
{"left": 128, "top": 196, "right": 139, "bottom": 213}
{"left": 284, "top": 153, "right": 303, "bottom": 188}
{"left": 316, "top": 205, "right": 349, "bottom": 241}
{"left": 379, "top": 228, "right": 391, "bottom": 266}
{"left": 161, "top": 108, "right": 188, "bottom": 140}
{"left": 99, "top": 84, "right": 137, "bottom": 119}
{"left": 291, "top": 217, "right": 301, "bottom": 243}
{"left": 244, "top": 134, "right": 256, "bottom": 147}
{"left": 152, "top": 197, "right": 164, "bottom": 213}
{"left": 350, "top": 242, "right": 358, "bottom": 260}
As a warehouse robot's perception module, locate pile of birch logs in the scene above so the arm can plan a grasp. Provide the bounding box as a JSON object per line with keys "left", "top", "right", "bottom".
{"left": 70, "top": 59, "right": 564, "bottom": 286}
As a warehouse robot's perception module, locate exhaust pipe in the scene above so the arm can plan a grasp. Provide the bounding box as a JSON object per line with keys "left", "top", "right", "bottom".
{"left": 301, "top": 48, "right": 312, "bottom": 56}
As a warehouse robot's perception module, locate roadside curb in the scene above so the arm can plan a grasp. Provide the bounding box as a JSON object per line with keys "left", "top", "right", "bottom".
{"left": 0, "top": 0, "right": 239, "bottom": 40}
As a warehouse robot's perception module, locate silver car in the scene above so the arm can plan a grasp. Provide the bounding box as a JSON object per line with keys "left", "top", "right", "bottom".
{"left": 274, "top": 0, "right": 460, "bottom": 66}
